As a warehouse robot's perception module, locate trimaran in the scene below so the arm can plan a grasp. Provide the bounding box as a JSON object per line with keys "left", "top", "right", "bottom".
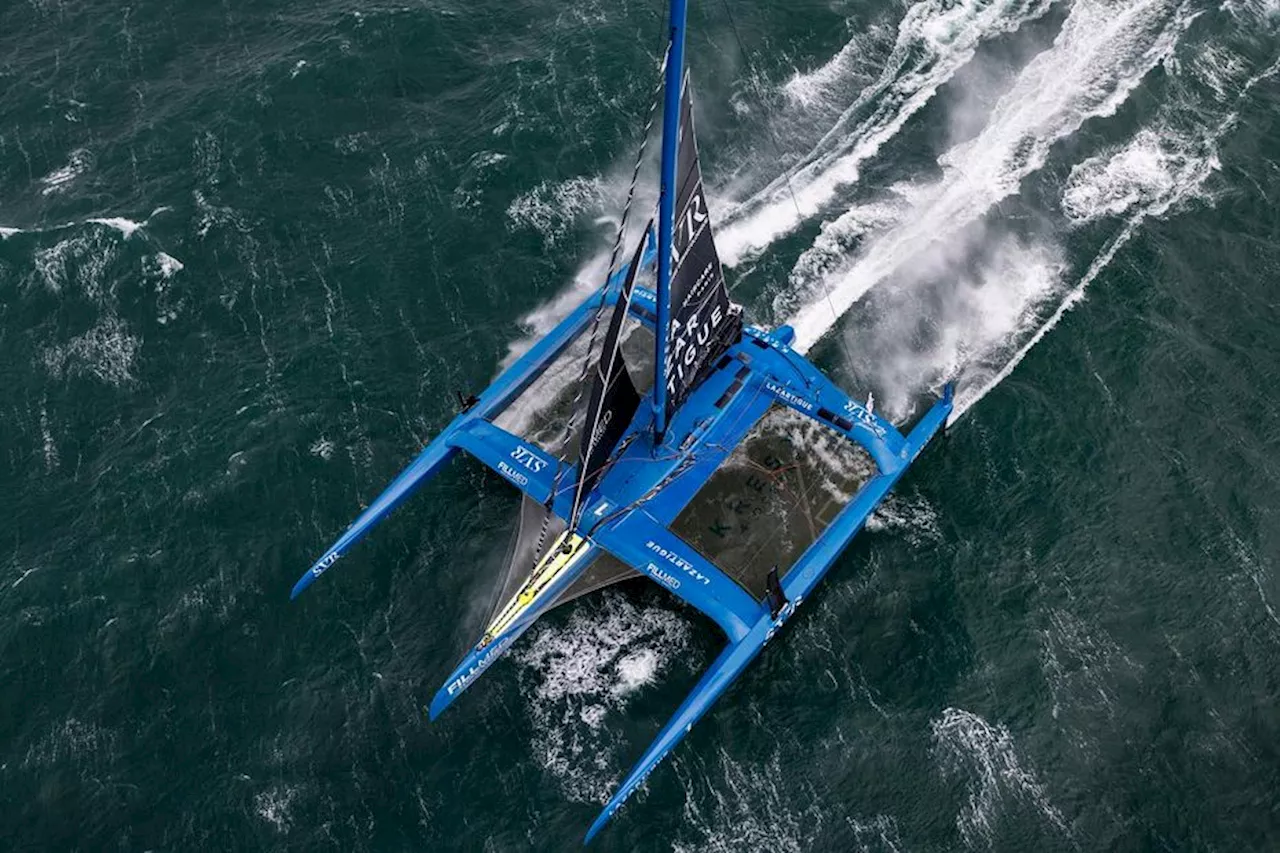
{"left": 292, "top": 0, "right": 953, "bottom": 841}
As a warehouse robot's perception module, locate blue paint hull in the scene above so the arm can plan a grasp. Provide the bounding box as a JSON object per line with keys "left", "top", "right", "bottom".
{"left": 292, "top": 249, "right": 952, "bottom": 839}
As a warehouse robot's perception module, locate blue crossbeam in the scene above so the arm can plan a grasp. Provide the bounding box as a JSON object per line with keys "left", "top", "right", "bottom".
{"left": 592, "top": 510, "right": 761, "bottom": 642}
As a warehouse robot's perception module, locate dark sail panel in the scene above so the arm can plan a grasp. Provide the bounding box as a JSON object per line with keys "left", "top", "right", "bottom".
{"left": 664, "top": 74, "right": 738, "bottom": 422}
{"left": 576, "top": 228, "right": 649, "bottom": 512}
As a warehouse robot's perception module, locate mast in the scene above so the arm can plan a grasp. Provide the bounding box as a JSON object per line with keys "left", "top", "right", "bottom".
{"left": 653, "top": 0, "right": 689, "bottom": 442}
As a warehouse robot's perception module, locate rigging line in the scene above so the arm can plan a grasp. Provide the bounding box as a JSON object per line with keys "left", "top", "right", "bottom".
{"left": 556, "top": 49, "right": 667, "bottom": 479}
{"left": 526, "top": 497, "right": 557, "bottom": 571}
{"left": 523, "top": 42, "right": 670, "bottom": 570}
{"left": 542, "top": 43, "right": 669, "bottom": 537}
{"left": 718, "top": 0, "right": 858, "bottom": 369}
{"left": 585, "top": 452, "right": 700, "bottom": 540}
{"left": 569, "top": 228, "right": 650, "bottom": 530}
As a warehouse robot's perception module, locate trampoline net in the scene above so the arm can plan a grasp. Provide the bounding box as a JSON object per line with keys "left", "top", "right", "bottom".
{"left": 671, "top": 405, "right": 877, "bottom": 601}
{"left": 480, "top": 307, "right": 877, "bottom": 621}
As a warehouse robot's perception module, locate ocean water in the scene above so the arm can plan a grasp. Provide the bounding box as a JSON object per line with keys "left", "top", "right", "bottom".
{"left": 3, "top": 0, "right": 1279, "bottom": 850}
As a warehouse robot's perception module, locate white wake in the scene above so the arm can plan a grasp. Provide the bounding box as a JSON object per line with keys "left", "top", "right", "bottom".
{"left": 782, "top": 0, "right": 1198, "bottom": 355}
{"left": 716, "top": 0, "right": 1058, "bottom": 265}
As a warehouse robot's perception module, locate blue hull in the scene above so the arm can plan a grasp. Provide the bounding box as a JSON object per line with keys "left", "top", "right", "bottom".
{"left": 292, "top": 251, "right": 952, "bottom": 840}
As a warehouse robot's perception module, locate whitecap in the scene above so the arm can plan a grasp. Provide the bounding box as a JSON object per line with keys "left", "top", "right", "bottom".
{"left": 40, "top": 402, "right": 59, "bottom": 472}
{"left": 931, "top": 707, "right": 1067, "bottom": 845}
{"left": 253, "top": 785, "right": 298, "bottom": 833}
{"left": 41, "top": 315, "right": 141, "bottom": 387}
{"left": 506, "top": 175, "right": 609, "bottom": 246}
{"left": 867, "top": 493, "right": 943, "bottom": 545}
{"left": 1061, "top": 127, "right": 1218, "bottom": 224}
{"left": 309, "top": 437, "right": 336, "bottom": 460}
{"left": 154, "top": 252, "right": 184, "bottom": 277}
{"left": 613, "top": 648, "right": 659, "bottom": 697}
{"left": 39, "top": 149, "right": 91, "bottom": 195}
{"left": 513, "top": 593, "right": 693, "bottom": 803}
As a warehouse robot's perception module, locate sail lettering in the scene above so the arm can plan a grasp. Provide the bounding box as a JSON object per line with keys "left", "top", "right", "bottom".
{"left": 665, "top": 304, "right": 724, "bottom": 396}
{"left": 675, "top": 191, "right": 707, "bottom": 262}
{"left": 587, "top": 409, "right": 614, "bottom": 453}
{"left": 659, "top": 74, "right": 739, "bottom": 420}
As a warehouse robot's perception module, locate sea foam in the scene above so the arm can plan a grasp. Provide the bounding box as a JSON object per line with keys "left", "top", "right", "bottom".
{"left": 783, "top": 0, "right": 1198, "bottom": 353}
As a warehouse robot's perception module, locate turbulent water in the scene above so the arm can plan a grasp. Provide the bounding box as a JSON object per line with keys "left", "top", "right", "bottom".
{"left": 3, "top": 0, "right": 1279, "bottom": 849}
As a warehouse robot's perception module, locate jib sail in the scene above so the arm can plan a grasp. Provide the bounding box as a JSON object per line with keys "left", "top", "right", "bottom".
{"left": 574, "top": 227, "right": 649, "bottom": 519}
{"left": 662, "top": 74, "right": 738, "bottom": 423}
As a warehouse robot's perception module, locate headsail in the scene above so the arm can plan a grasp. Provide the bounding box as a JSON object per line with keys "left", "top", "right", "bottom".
{"left": 662, "top": 73, "right": 738, "bottom": 423}
{"left": 573, "top": 227, "right": 649, "bottom": 518}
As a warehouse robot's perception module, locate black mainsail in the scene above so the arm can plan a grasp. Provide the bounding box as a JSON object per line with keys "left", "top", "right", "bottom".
{"left": 662, "top": 74, "right": 738, "bottom": 424}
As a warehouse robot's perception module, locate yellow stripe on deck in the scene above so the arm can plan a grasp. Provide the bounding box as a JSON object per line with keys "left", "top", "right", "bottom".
{"left": 480, "top": 531, "right": 588, "bottom": 647}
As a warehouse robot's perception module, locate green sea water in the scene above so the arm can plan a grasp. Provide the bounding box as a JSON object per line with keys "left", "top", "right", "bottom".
{"left": 2, "top": 0, "right": 1279, "bottom": 850}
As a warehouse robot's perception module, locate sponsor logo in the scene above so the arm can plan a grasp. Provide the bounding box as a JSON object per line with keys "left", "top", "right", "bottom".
{"left": 644, "top": 539, "right": 710, "bottom": 585}
{"left": 666, "top": 303, "right": 727, "bottom": 399}
{"left": 586, "top": 409, "right": 613, "bottom": 456}
{"left": 645, "top": 563, "right": 681, "bottom": 591}
{"left": 842, "top": 400, "right": 887, "bottom": 437}
{"left": 764, "top": 381, "right": 815, "bottom": 413}
{"left": 752, "top": 330, "right": 791, "bottom": 352}
{"left": 497, "top": 461, "right": 529, "bottom": 487}
{"left": 674, "top": 187, "right": 709, "bottom": 263}
{"left": 446, "top": 637, "right": 513, "bottom": 696}
{"left": 312, "top": 551, "right": 341, "bottom": 577}
{"left": 509, "top": 445, "right": 548, "bottom": 473}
